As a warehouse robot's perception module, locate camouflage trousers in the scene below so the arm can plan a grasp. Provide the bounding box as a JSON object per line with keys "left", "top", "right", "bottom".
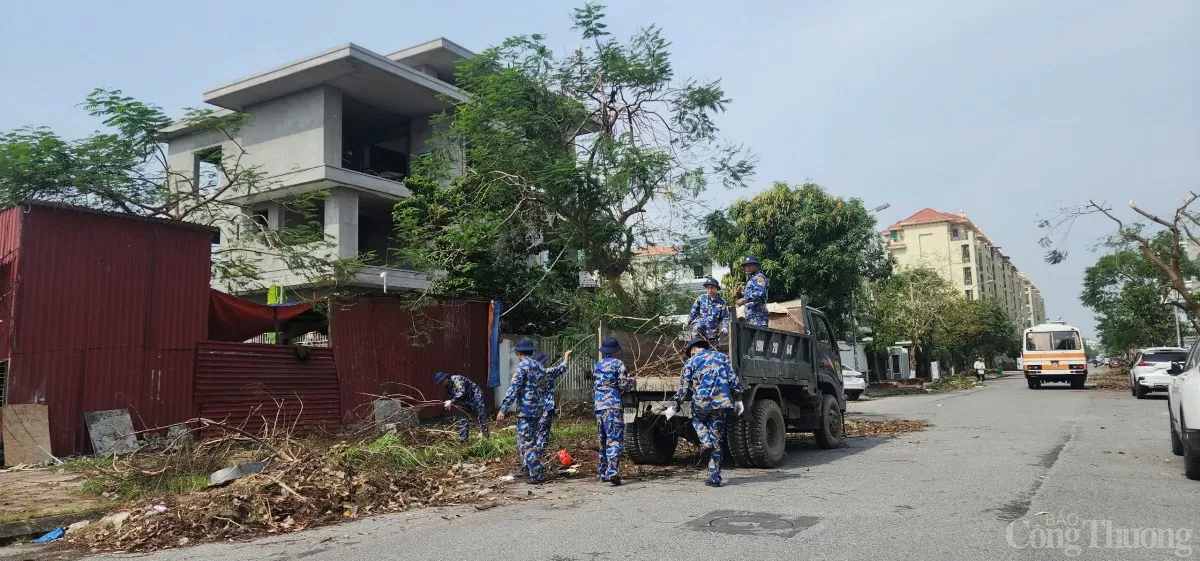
{"left": 535, "top": 410, "right": 555, "bottom": 452}
{"left": 596, "top": 409, "right": 625, "bottom": 481}
{"left": 453, "top": 393, "right": 490, "bottom": 442}
{"left": 516, "top": 417, "right": 544, "bottom": 483}
{"left": 692, "top": 410, "right": 728, "bottom": 484}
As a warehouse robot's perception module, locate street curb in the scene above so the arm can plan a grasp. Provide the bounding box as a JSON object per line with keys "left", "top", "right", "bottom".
{"left": 0, "top": 509, "right": 106, "bottom": 540}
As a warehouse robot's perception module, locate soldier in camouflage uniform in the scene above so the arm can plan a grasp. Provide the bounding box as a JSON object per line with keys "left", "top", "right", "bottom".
{"left": 534, "top": 351, "right": 573, "bottom": 454}
{"left": 435, "top": 371, "right": 489, "bottom": 442}
{"left": 736, "top": 256, "right": 769, "bottom": 327}
{"left": 498, "top": 338, "right": 547, "bottom": 484}
{"left": 665, "top": 337, "right": 745, "bottom": 487}
{"left": 593, "top": 337, "right": 634, "bottom": 485}
{"left": 688, "top": 277, "right": 729, "bottom": 345}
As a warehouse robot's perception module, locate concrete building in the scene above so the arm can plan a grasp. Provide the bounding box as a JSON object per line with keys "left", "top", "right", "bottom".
{"left": 883, "top": 208, "right": 1046, "bottom": 330}
{"left": 159, "top": 38, "right": 475, "bottom": 297}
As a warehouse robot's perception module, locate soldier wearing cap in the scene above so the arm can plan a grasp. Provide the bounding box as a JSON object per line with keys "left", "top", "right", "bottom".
{"left": 593, "top": 336, "right": 634, "bottom": 485}
{"left": 687, "top": 277, "right": 729, "bottom": 345}
{"left": 498, "top": 338, "right": 548, "bottom": 484}
{"left": 434, "top": 371, "right": 490, "bottom": 442}
{"left": 665, "top": 337, "right": 745, "bottom": 487}
{"left": 736, "top": 256, "right": 769, "bottom": 327}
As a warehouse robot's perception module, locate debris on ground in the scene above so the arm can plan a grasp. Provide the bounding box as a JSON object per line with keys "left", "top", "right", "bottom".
{"left": 1090, "top": 369, "right": 1130, "bottom": 391}
{"left": 925, "top": 377, "right": 979, "bottom": 392}
{"left": 843, "top": 418, "right": 931, "bottom": 438}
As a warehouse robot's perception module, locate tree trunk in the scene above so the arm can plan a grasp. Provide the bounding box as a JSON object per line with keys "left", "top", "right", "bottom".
{"left": 602, "top": 271, "right": 635, "bottom": 307}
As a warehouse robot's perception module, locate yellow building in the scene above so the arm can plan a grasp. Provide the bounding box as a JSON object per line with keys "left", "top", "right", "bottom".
{"left": 883, "top": 208, "right": 1046, "bottom": 330}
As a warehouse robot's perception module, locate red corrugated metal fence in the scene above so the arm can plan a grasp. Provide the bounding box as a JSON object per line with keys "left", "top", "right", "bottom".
{"left": 194, "top": 341, "right": 341, "bottom": 433}
{"left": 1, "top": 204, "right": 212, "bottom": 454}
{"left": 330, "top": 297, "right": 490, "bottom": 423}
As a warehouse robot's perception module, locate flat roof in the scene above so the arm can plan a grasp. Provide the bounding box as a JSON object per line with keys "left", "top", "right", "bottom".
{"left": 202, "top": 43, "right": 467, "bottom": 113}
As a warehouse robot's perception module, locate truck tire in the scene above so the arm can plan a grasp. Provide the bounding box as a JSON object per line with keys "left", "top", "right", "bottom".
{"left": 724, "top": 409, "right": 755, "bottom": 468}
{"left": 746, "top": 399, "right": 787, "bottom": 468}
{"left": 813, "top": 394, "right": 843, "bottom": 449}
{"left": 1071, "top": 376, "right": 1086, "bottom": 390}
{"left": 1027, "top": 378, "right": 1037, "bottom": 390}
{"left": 625, "top": 418, "right": 677, "bottom": 465}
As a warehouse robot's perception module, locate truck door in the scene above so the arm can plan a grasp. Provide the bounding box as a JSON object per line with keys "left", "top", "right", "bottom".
{"left": 810, "top": 313, "right": 843, "bottom": 386}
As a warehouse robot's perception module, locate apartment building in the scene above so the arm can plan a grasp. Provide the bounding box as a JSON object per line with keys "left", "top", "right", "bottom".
{"left": 159, "top": 38, "right": 475, "bottom": 297}
{"left": 883, "top": 208, "right": 1046, "bottom": 329}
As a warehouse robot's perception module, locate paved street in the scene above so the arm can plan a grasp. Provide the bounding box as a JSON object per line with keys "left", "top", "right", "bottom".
{"left": 36, "top": 374, "right": 1200, "bottom": 560}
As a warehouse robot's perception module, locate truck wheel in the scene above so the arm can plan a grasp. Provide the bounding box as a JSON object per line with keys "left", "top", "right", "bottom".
{"left": 724, "top": 409, "right": 755, "bottom": 468}
{"left": 1070, "top": 376, "right": 1086, "bottom": 390}
{"left": 746, "top": 399, "right": 787, "bottom": 468}
{"left": 625, "top": 418, "right": 677, "bottom": 465}
{"left": 813, "top": 394, "right": 843, "bottom": 450}
{"left": 1027, "top": 378, "right": 1037, "bottom": 390}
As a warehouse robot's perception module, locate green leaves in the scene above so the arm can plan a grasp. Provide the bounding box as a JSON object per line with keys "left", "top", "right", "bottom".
{"left": 395, "top": 4, "right": 753, "bottom": 332}
{"left": 1081, "top": 231, "right": 1192, "bottom": 353}
{"left": 705, "top": 181, "right": 890, "bottom": 328}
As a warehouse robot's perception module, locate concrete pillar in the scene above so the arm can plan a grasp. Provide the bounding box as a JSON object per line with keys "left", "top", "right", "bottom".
{"left": 324, "top": 188, "right": 359, "bottom": 259}
{"left": 321, "top": 86, "right": 343, "bottom": 168}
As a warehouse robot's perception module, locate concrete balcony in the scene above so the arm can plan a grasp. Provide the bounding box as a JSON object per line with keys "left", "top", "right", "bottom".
{"left": 224, "top": 165, "right": 411, "bottom": 206}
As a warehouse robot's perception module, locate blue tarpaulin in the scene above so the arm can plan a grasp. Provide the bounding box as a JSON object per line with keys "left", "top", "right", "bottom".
{"left": 487, "top": 300, "right": 502, "bottom": 387}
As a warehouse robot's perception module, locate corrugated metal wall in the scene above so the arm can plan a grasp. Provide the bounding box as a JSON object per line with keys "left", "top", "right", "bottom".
{"left": 2, "top": 205, "right": 212, "bottom": 454}
{"left": 194, "top": 342, "right": 341, "bottom": 433}
{"left": 330, "top": 297, "right": 489, "bottom": 422}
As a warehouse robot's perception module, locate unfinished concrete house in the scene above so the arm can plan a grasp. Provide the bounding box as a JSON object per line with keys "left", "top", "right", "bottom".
{"left": 159, "top": 38, "right": 474, "bottom": 299}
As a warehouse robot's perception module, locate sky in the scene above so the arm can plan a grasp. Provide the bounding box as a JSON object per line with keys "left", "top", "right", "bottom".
{"left": 1, "top": 0, "right": 1197, "bottom": 337}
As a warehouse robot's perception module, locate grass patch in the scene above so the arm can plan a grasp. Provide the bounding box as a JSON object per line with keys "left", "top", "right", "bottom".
{"left": 340, "top": 432, "right": 517, "bottom": 471}
{"left": 550, "top": 422, "right": 594, "bottom": 441}
{"left": 925, "top": 376, "right": 979, "bottom": 392}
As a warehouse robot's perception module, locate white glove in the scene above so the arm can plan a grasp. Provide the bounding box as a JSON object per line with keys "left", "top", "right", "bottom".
{"left": 443, "top": 400, "right": 453, "bottom": 410}
{"left": 735, "top": 402, "right": 745, "bottom": 416}
{"left": 664, "top": 405, "right": 677, "bottom": 420}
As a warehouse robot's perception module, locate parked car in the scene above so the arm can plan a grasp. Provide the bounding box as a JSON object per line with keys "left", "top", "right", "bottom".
{"left": 841, "top": 365, "right": 866, "bottom": 401}
{"left": 1166, "top": 343, "right": 1199, "bottom": 478}
{"left": 1130, "top": 347, "right": 1188, "bottom": 398}
{"left": 1110, "top": 357, "right": 1126, "bottom": 368}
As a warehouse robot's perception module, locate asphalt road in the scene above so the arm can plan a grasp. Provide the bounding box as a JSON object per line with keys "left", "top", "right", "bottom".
{"left": 37, "top": 374, "right": 1200, "bottom": 560}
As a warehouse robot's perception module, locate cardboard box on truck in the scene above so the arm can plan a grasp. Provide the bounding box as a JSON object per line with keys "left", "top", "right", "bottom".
{"left": 736, "top": 298, "right": 807, "bottom": 333}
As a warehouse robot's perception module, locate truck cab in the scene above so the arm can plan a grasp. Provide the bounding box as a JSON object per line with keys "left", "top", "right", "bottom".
{"left": 623, "top": 305, "right": 847, "bottom": 469}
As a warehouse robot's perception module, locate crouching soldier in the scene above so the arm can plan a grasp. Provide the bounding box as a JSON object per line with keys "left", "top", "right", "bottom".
{"left": 534, "top": 351, "right": 573, "bottom": 454}
{"left": 594, "top": 337, "right": 634, "bottom": 485}
{"left": 435, "top": 371, "right": 490, "bottom": 442}
{"left": 665, "top": 337, "right": 744, "bottom": 487}
{"left": 498, "top": 338, "right": 547, "bottom": 484}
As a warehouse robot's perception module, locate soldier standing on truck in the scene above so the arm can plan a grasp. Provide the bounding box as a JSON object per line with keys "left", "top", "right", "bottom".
{"left": 593, "top": 337, "right": 634, "bottom": 486}
{"left": 534, "top": 351, "right": 573, "bottom": 456}
{"left": 664, "top": 337, "right": 745, "bottom": 487}
{"left": 736, "top": 256, "right": 769, "bottom": 326}
{"left": 687, "top": 277, "right": 729, "bottom": 345}
{"left": 498, "top": 338, "right": 547, "bottom": 485}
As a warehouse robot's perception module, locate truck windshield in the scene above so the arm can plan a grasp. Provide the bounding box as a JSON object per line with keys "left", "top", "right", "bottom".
{"left": 1025, "top": 331, "right": 1080, "bottom": 351}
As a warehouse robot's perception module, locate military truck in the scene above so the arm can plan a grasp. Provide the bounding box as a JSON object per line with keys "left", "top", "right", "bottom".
{"left": 622, "top": 304, "right": 847, "bottom": 468}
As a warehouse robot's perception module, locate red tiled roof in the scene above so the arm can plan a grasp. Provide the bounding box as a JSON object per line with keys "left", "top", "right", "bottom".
{"left": 634, "top": 245, "right": 678, "bottom": 257}
{"left": 885, "top": 208, "right": 965, "bottom": 231}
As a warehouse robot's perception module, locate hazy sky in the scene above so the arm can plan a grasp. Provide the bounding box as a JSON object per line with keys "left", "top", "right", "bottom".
{"left": 2, "top": 0, "right": 1197, "bottom": 336}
